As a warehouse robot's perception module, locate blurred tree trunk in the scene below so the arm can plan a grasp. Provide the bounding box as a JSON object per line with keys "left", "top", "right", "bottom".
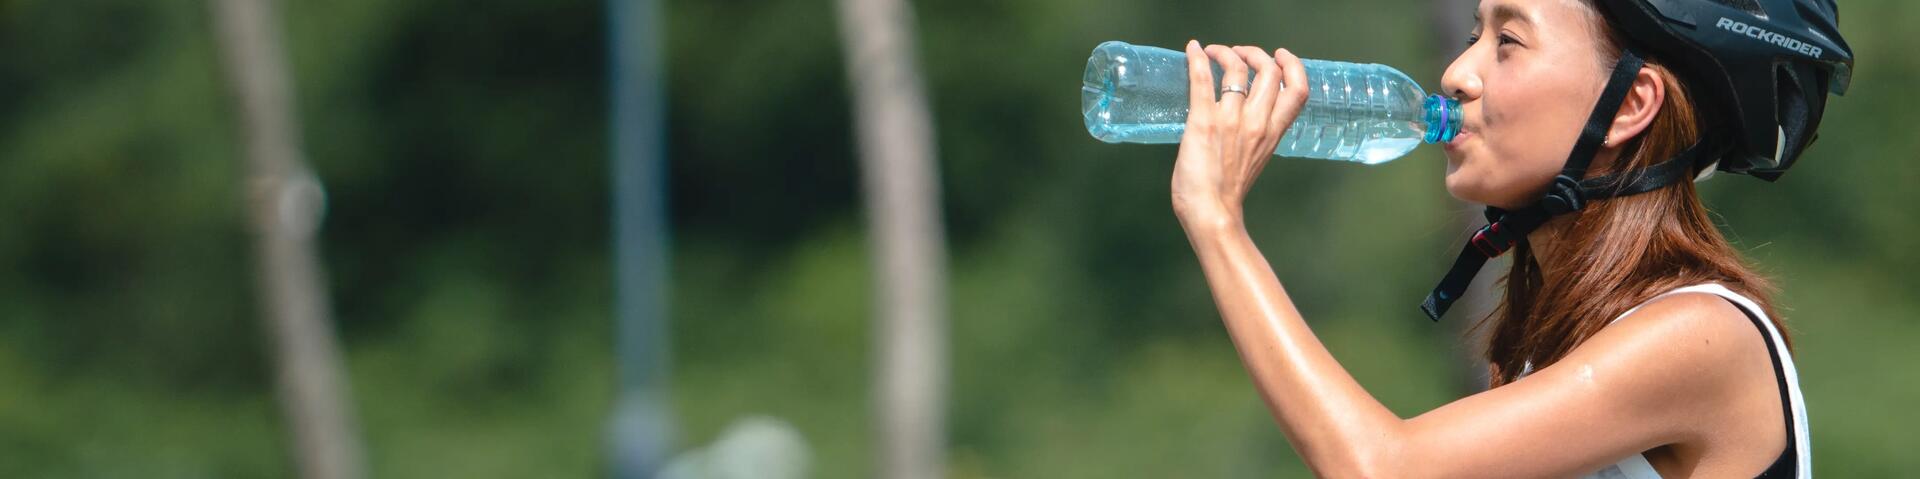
{"left": 1431, "top": 0, "right": 1494, "bottom": 393}
{"left": 833, "top": 0, "right": 949, "bottom": 477}
{"left": 209, "top": 1, "right": 366, "bottom": 478}
{"left": 607, "top": 0, "right": 676, "bottom": 477}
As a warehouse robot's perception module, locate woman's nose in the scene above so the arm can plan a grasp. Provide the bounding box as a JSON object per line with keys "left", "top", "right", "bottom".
{"left": 1441, "top": 51, "right": 1482, "bottom": 100}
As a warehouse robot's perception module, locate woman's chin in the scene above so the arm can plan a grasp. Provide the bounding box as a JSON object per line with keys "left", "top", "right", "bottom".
{"left": 1443, "top": 169, "right": 1478, "bottom": 203}
{"left": 1443, "top": 171, "right": 1505, "bottom": 207}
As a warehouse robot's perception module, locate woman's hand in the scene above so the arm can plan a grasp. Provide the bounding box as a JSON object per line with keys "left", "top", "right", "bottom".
{"left": 1171, "top": 41, "right": 1310, "bottom": 230}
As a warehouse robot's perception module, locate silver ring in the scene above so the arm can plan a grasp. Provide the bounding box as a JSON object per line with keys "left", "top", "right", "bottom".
{"left": 1220, "top": 85, "right": 1248, "bottom": 97}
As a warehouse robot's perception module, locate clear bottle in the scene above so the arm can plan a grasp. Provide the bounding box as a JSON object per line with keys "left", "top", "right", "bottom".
{"left": 1082, "top": 41, "right": 1460, "bottom": 165}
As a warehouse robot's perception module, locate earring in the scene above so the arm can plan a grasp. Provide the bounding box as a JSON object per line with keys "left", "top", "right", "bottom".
{"left": 1603, "top": 134, "right": 1611, "bottom": 147}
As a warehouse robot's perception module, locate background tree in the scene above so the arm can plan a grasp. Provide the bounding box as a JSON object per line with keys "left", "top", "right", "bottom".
{"left": 0, "top": 0, "right": 1912, "bottom": 476}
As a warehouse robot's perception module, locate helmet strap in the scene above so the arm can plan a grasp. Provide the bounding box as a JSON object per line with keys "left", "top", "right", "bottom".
{"left": 1421, "top": 49, "right": 1659, "bottom": 321}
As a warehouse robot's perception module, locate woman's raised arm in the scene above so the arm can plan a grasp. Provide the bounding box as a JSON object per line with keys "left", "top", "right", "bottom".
{"left": 1171, "top": 41, "right": 1761, "bottom": 478}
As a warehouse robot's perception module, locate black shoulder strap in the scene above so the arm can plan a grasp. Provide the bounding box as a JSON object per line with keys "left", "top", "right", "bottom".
{"left": 1722, "top": 295, "right": 1801, "bottom": 479}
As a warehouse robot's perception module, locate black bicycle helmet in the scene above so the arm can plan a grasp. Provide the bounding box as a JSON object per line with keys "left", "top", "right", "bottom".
{"left": 1599, "top": 0, "right": 1854, "bottom": 180}
{"left": 1420, "top": 0, "right": 1855, "bottom": 320}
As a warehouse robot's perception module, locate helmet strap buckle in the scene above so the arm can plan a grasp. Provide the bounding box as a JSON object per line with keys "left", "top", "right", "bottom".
{"left": 1420, "top": 49, "right": 1647, "bottom": 321}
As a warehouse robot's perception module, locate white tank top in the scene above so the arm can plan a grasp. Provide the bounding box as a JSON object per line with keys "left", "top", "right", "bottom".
{"left": 1523, "top": 284, "right": 1812, "bottom": 478}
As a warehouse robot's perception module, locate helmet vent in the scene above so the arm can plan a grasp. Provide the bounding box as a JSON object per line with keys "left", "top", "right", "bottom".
{"left": 1771, "top": 66, "right": 1814, "bottom": 171}
{"left": 1708, "top": 0, "right": 1767, "bottom": 17}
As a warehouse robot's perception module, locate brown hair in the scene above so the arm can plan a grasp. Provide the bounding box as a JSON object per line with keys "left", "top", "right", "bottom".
{"left": 1478, "top": 15, "right": 1787, "bottom": 387}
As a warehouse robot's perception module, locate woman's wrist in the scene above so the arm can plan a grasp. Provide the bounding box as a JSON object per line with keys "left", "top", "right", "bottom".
{"left": 1175, "top": 200, "right": 1247, "bottom": 237}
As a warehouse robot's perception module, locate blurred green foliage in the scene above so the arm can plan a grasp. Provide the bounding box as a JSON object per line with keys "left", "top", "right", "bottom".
{"left": 0, "top": 0, "right": 1914, "bottom": 476}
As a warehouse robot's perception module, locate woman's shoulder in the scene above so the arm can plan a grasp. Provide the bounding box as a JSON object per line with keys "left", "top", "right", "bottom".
{"left": 1576, "top": 290, "right": 1797, "bottom": 475}
{"left": 1616, "top": 287, "right": 1758, "bottom": 334}
{"left": 1568, "top": 289, "right": 1777, "bottom": 407}
{"left": 1601, "top": 289, "right": 1770, "bottom": 370}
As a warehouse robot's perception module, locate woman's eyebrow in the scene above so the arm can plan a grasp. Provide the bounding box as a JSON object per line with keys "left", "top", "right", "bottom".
{"left": 1472, "top": 4, "right": 1533, "bottom": 28}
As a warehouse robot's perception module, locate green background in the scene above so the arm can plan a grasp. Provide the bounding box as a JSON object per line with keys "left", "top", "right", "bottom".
{"left": 0, "top": 0, "right": 1914, "bottom": 476}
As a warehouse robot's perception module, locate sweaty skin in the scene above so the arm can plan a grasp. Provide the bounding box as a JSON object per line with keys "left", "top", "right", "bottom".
{"left": 1167, "top": 1, "right": 1792, "bottom": 477}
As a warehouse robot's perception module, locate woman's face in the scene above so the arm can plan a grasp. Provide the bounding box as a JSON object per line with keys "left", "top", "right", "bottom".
{"left": 1441, "top": 0, "right": 1613, "bottom": 209}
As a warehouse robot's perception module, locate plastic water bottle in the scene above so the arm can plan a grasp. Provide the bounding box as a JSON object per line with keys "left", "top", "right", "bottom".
{"left": 1082, "top": 41, "right": 1460, "bottom": 165}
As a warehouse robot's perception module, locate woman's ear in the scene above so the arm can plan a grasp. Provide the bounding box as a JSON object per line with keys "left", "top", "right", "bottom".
{"left": 1607, "top": 66, "right": 1665, "bottom": 147}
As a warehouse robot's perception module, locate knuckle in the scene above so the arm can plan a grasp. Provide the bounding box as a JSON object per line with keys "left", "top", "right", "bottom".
{"left": 1288, "top": 86, "right": 1310, "bottom": 102}
{"left": 1239, "top": 127, "right": 1266, "bottom": 143}
{"left": 1216, "top": 115, "right": 1241, "bottom": 131}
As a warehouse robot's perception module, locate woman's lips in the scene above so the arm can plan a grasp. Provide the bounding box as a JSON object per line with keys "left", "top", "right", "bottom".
{"left": 1444, "top": 129, "right": 1473, "bottom": 152}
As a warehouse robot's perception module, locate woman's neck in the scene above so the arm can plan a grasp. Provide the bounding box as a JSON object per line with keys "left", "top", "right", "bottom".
{"left": 1522, "top": 147, "right": 1620, "bottom": 277}
{"left": 1524, "top": 214, "right": 1576, "bottom": 279}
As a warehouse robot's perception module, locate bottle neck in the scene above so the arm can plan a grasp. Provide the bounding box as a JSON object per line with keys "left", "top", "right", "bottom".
{"left": 1421, "top": 94, "right": 1461, "bottom": 144}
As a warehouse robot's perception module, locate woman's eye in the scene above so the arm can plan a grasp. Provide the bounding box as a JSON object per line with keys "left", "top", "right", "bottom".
{"left": 1498, "top": 34, "right": 1518, "bottom": 46}
{"left": 1464, "top": 34, "right": 1480, "bottom": 47}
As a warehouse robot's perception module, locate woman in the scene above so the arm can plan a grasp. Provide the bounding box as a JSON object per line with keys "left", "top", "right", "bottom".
{"left": 1172, "top": 0, "right": 1851, "bottom": 477}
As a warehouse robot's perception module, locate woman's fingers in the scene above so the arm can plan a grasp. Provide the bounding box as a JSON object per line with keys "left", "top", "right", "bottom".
{"left": 1173, "top": 41, "right": 1293, "bottom": 219}
{"left": 1184, "top": 40, "right": 1215, "bottom": 129}
{"left": 1205, "top": 44, "right": 1249, "bottom": 129}
{"left": 1234, "top": 46, "right": 1281, "bottom": 140}
{"left": 1268, "top": 48, "right": 1311, "bottom": 136}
